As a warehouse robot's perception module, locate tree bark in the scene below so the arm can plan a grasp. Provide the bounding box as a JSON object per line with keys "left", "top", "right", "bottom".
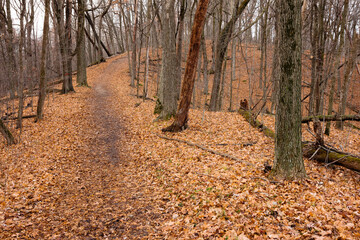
{"left": 16, "top": 0, "right": 26, "bottom": 130}
{"left": 209, "top": 0, "right": 251, "bottom": 111}
{"left": 270, "top": 0, "right": 306, "bottom": 179}
{"left": 4, "top": 0, "right": 17, "bottom": 99}
{"left": 62, "top": 0, "right": 75, "bottom": 93}
{"left": 76, "top": 0, "right": 88, "bottom": 87}
{"left": 130, "top": 0, "right": 138, "bottom": 87}
{"left": 162, "top": 0, "right": 210, "bottom": 132}
{"left": 336, "top": 34, "right": 360, "bottom": 130}
{"left": 154, "top": 0, "right": 181, "bottom": 119}
{"left": 0, "top": 119, "right": 15, "bottom": 145}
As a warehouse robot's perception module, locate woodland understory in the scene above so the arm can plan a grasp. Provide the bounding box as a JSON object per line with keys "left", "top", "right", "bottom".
{"left": 0, "top": 54, "right": 359, "bottom": 239}
{"left": 0, "top": 0, "right": 360, "bottom": 239}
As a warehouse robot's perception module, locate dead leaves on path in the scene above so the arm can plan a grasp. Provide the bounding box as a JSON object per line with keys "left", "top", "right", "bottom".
{"left": 0, "top": 54, "right": 359, "bottom": 239}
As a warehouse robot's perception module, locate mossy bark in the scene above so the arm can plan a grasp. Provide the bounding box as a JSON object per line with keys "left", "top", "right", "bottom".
{"left": 303, "top": 143, "right": 360, "bottom": 172}
{"left": 238, "top": 109, "right": 275, "bottom": 139}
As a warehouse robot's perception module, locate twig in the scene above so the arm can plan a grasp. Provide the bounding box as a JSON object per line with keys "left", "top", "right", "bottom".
{"left": 309, "top": 147, "right": 321, "bottom": 160}
{"left": 215, "top": 142, "right": 256, "bottom": 146}
{"left": 155, "top": 133, "right": 254, "bottom": 167}
{"left": 4, "top": 115, "right": 37, "bottom": 121}
{"left": 324, "top": 156, "right": 348, "bottom": 167}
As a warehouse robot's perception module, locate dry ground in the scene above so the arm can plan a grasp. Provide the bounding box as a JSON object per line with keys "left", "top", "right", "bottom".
{"left": 0, "top": 53, "right": 359, "bottom": 239}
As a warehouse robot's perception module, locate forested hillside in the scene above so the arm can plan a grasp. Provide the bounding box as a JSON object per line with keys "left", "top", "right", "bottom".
{"left": 0, "top": 0, "right": 359, "bottom": 239}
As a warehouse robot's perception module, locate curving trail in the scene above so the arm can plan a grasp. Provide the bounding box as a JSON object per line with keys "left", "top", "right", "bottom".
{"left": 0, "top": 55, "right": 170, "bottom": 239}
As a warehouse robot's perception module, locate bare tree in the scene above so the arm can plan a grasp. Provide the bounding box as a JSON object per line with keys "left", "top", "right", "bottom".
{"left": 209, "top": 0, "right": 251, "bottom": 111}
{"left": 36, "top": 0, "right": 51, "bottom": 121}
{"left": 162, "top": 0, "right": 210, "bottom": 132}
{"left": 76, "top": 0, "right": 88, "bottom": 87}
{"left": 270, "top": 0, "right": 306, "bottom": 179}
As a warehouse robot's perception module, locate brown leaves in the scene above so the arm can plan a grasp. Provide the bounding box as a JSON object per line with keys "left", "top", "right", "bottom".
{"left": 0, "top": 54, "right": 359, "bottom": 239}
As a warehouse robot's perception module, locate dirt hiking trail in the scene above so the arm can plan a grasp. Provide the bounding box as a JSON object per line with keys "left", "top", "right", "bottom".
{"left": 0, "top": 55, "right": 170, "bottom": 239}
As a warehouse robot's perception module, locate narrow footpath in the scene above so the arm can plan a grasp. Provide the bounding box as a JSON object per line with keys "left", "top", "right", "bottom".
{"left": 0, "top": 55, "right": 170, "bottom": 239}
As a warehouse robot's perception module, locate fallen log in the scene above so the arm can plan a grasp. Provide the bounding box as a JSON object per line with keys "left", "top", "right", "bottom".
{"left": 5, "top": 115, "right": 37, "bottom": 121}
{"left": 238, "top": 109, "right": 360, "bottom": 172}
{"left": 238, "top": 109, "right": 275, "bottom": 138}
{"left": 303, "top": 143, "right": 360, "bottom": 172}
{"left": 301, "top": 114, "right": 360, "bottom": 123}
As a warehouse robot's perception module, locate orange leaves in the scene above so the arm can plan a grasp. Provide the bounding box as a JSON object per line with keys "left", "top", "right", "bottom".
{"left": 0, "top": 53, "right": 359, "bottom": 239}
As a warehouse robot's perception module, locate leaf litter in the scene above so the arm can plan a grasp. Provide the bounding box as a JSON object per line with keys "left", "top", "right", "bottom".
{"left": 0, "top": 53, "right": 359, "bottom": 239}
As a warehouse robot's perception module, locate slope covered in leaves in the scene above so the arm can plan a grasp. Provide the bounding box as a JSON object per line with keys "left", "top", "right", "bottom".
{"left": 1, "top": 54, "right": 359, "bottom": 239}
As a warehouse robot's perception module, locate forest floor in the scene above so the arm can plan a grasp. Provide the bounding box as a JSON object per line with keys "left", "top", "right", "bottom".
{"left": 1, "top": 53, "right": 360, "bottom": 239}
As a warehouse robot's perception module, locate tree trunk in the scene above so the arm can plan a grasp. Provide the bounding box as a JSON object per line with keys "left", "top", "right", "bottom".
{"left": 162, "top": 0, "right": 210, "bottom": 132}
{"left": 270, "top": 0, "right": 306, "bottom": 179}
{"left": 154, "top": 0, "right": 181, "bottom": 119}
{"left": 76, "top": 0, "right": 88, "bottom": 87}
{"left": 36, "top": 0, "right": 50, "bottom": 121}
{"left": 130, "top": 0, "right": 138, "bottom": 87}
{"left": 16, "top": 0, "right": 26, "bottom": 130}
{"left": 209, "top": 0, "right": 251, "bottom": 111}
{"left": 201, "top": 35, "right": 209, "bottom": 95}
{"left": 238, "top": 109, "right": 360, "bottom": 172}
{"left": 62, "top": 0, "right": 75, "bottom": 94}
{"left": 336, "top": 34, "right": 360, "bottom": 130}
{"left": 5, "top": 0, "right": 17, "bottom": 99}
{"left": 0, "top": 119, "right": 15, "bottom": 145}
{"left": 229, "top": 38, "right": 236, "bottom": 111}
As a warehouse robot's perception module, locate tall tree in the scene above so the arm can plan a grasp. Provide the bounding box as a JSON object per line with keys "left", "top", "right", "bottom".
{"left": 76, "top": 0, "right": 88, "bottom": 87}
{"left": 162, "top": 0, "right": 210, "bottom": 132}
{"left": 336, "top": 32, "right": 360, "bottom": 129}
{"left": 154, "top": 0, "right": 181, "bottom": 120}
{"left": 4, "top": 0, "right": 17, "bottom": 99}
{"left": 36, "top": 0, "right": 51, "bottom": 121}
{"left": 16, "top": 0, "right": 26, "bottom": 130}
{"left": 63, "top": 0, "right": 75, "bottom": 93}
{"left": 270, "top": 0, "right": 306, "bottom": 179}
{"left": 130, "top": 0, "right": 138, "bottom": 87}
{"left": 209, "top": 0, "right": 251, "bottom": 111}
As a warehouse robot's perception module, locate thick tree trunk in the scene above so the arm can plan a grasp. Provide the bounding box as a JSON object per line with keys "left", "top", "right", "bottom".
{"left": 76, "top": 0, "right": 88, "bottom": 87}
{"left": 62, "top": 0, "right": 75, "bottom": 94}
{"left": 162, "top": 0, "right": 210, "bottom": 132}
{"left": 155, "top": 0, "right": 181, "bottom": 120}
{"left": 270, "top": 0, "right": 306, "bottom": 179}
{"left": 36, "top": 0, "right": 50, "bottom": 121}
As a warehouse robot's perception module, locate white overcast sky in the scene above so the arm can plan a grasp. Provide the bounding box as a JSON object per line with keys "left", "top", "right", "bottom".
{"left": 10, "top": 0, "right": 45, "bottom": 36}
